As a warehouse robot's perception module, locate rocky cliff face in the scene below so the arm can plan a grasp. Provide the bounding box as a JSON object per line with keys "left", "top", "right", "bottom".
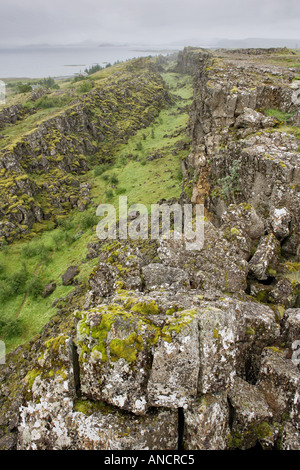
{"left": 0, "top": 50, "right": 299, "bottom": 451}
{"left": 0, "top": 60, "right": 168, "bottom": 243}
{"left": 183, "top": 48, "right": 300, "bottom": 307}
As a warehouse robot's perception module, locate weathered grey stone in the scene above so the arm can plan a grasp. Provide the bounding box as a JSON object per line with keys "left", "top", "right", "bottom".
{"left": 228, "top": 377, "right": 273, "bottom": 450}
{"left": 234, "top": 301, "right": 280, "bottom": 381}
{"left": 157, "top": 222, "right": 248, "bottom": 293}
{"left": 85, "top": 262, "right": 119, "bottom": 307}
{"left": 76, "top": 305, "right": 155, "bottom": 415}
{"left": 0, "top": 433, "right": 17, "bottom": 450}
{"left": 184, "top": 392, "right": 230, "bottom": 450}
{"left": 270, "top": 207, "right": 291, "bottom": 240}
{"left": 248, "top": 233, "right": 281, "bottom": 281}
{"left": 281, "top": 308, "right": 300, "bottom": 347}
{"left": 62, "top": 265, "right": 80, "bottom": 286}
{"left": 221, "top": 203, "right": 265, "bottom": 260}
{"left": 142, "top": 263, "right": 190, "bottom": 291}
{"left": 70, "top": 407, "right": 178, "bottom": 451}
{"left": 147, "top": 311, "right": 200, "bottom": 408}
{"left": 18, "top": 335, "right": 77, "bottom": 450}
{"left": 281, "top": 423, "right": 300, "bottom": 450}
{"left": 198, "top": 305, "right": 237, "bottom": 394}
{"left": 257, "top": 348, "right": 300, "bottom": 429}
{"left": 269, "top": 279, "right": 298, "bottom": 308}
{"left": 42, "top": 282, "right": 56, "bottom": 298}
{"left": 234, "top": 107, "right": 273, "bottom": 130}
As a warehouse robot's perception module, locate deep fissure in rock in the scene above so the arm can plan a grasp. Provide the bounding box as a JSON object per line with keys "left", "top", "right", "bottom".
{"left": 72, "top": 341, "right": 81, "bottom": 398}
{"left": 227, "top": 396, "right": 235, "bottom": 430}
{"left": 177, "top": 407, "right": 185, "bottom": 450}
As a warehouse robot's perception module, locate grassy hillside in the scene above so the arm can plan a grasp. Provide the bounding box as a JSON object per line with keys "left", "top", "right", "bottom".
{"left": 0, "top": 60, "right": 193, "bottom": 353}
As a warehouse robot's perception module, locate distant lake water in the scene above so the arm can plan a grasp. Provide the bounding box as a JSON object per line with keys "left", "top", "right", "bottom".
{"left": 0, "top": 45, "right": 180, "bottom": 79}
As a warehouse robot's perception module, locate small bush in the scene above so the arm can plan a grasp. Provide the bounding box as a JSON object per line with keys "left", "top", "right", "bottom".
{"left": 51, "top": 230, "right": 65, "bottom": 250}
{"left": 38, "top": 77, "right": 58, "bottom": 89}
{"left": 22, "top": 243, "right": 39, "bottom": 258}
{"left": 116, "top": 187, "right": 127, "bottom": 195}
{"left": 0, "top": 280, "right": 14, "bottom": 302}
{"left": 57, "top": 216, "right": 74, "bottom": 231}
{"left": 0, "top": 263, "right": 5, "bottom": 278}
{"left": 0, "top": 318, "right": 23, "bottom": 338}
{"left": 84, "top": 64, "right": 103, "bottom": 75}
{"left": 110, "top": 174, "right": 119, "bottom": 185}
{"left": 136, "top": 141, "right": 143, "bottom": 151}
{"left": 64, "top": 232, "right": 76, "bottom": 245}
{"left": 176, "top": 168, "right": 183, "bottom": 182}
{"left": 22, "top": 242, "right": 51, "bottom": 260}
{"left": 78, "top": 81, "right": 93, "bottom": 94}
{"left": 105, "top": 189, "right": 114, "bottom": 200}
{"left": 0, "top": 239, "right": 9, "bottom": 254}
{"left": 17, "top": 84, "right": 32, "bottom": 93}
{"left": 80, "top": 211, "right": 98, "bottom": 230}
{"left": 27, "top": 276, "right": 44, "bottom": 298}
{"left": 94, "top": 163, "right": 111, "bottom": 177}
{"left": 35, "top": 94, "right": 72, "bottom": 109}
{"left": 8, "top": 271, "right": 29, "bottom": 295}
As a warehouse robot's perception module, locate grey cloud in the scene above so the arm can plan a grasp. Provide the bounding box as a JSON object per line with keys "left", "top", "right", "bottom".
{"left": 0, "top": 0, "right": 299, "bottom": 47}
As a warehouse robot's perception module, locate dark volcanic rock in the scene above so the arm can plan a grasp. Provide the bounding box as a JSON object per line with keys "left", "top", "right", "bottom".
{"left": 62, "top": 266, "right": 80, "bottom": 286}
{"left": 42, "top": 282, "right": 57, "bottom": 298}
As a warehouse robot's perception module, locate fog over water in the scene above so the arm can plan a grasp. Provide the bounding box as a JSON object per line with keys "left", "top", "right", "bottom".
{"left": 0, "top": 45, "right": 181, "bottom": 78}
{"left": 0, "top": 0, "right": 299, "bottom": 78}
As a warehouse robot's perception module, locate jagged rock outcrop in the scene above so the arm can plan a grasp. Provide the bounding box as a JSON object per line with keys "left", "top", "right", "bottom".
{"left": 181, "top": 47, "right": 300, "bottom": 306}
{"left": 0, "top": 104, "right": 33, "bottom": 129}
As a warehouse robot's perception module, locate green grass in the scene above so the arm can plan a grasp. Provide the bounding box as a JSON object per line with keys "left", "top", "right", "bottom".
{"left": 264, "top": 108, "right": 295, "bottom": 123}
{"left": 0, "top": 209, "right": 100, "bottom": 352}
{"left": 278, "top": 124, "right": 300, "bottom": 142}
{"left": 91, "top": 71, "right": 192, "bottom": 210}
{"left": 0, "top": 70, "right": 192, "bottom": 353}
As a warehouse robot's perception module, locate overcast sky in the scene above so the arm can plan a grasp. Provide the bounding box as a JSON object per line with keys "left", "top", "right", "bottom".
{"left": 1, "top": 0, "right": 299, "bottom": 47}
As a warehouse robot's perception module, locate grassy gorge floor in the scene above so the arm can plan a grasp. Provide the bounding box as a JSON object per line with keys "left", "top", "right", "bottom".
{"left": 0, "top": 64, "right": 193, "bottom": 353}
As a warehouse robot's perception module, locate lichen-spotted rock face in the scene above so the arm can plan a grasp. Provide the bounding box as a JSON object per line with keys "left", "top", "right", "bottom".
{"left": 76, "top": 299, "right": 204, "bottom": 414}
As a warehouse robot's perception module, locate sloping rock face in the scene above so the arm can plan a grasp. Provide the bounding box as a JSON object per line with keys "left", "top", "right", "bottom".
{"left": 185, "top": 49, "right": 300, "bottom": 259}
{"left": 183, "top": 47, "right": 300, "bottom": 313}
{"left": 0, "top": 104, "right": 33, "bottom": 129}
{"left": 0, "top": 59, "right": 169, "bottom": 243}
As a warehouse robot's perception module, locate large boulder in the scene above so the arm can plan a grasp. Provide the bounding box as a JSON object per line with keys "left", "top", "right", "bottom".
{"left": 221, "top": 203, "right": 264, "bottom": 260}
{"left": 248, "top": 233, "right": 281, "bottom": 281}
{"left": 62, "top": 265, "right": 80, "bottom": 286}
{"left": 257, "top": 348, "right": 300, "bottom": 429}
{"left": 142, "top": 263, "right": 190, "bottom": 291}
{"left": 147, "top": 311, "right": 200, "bottom": 409}
{"left": 228, "top": 377, "right": 274, "bottom": 450}
{"left": 157, "top": 221, "right": 248, "bottom": 293}
{"left": 184, "top": 393, "right": 230, "bottom": 450}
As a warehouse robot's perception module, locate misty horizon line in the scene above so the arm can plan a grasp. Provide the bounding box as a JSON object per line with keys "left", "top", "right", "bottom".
{"left": 1, "top": 37, "right": 300, "bottom": 50}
